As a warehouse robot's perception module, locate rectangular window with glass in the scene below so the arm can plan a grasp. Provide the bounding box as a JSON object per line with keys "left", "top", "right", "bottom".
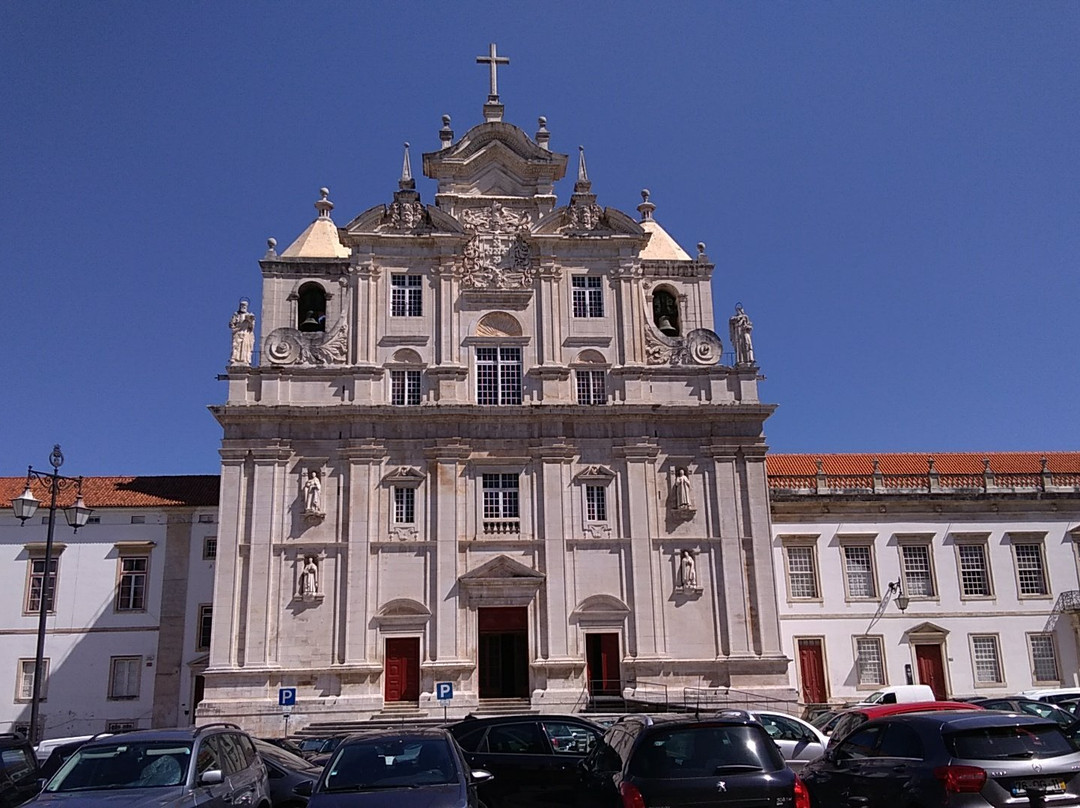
{"left": 390, "top": 274, "right": 423, "bottom": 317}
{"left": 482, "top": 473, "right": 520, "bottom": 535}
{"left": 394, "top": 487, "right": 416, "bottom": 524}
{"left": 197, "top": 605, "right": 213, "bottom": 651}
{"left": 25, "top": 557, "right": 58, "bottom": 614}
{"left": 1030, "top": 634, "right": 1060, "bottom": 682}
{"left": 1014, "top": 543, "right": 1049, "bottom": 596}
{"left": 476, "top": 347, "right": 522, "bottom": 405}
{"left": 116, "top": 556, "right": 148, "bottom": 611}
{"left": 585, "top": 485, "right": 607, "bottom": 522}
{"left": 899, "top": 543, "right": 935, "bottom": 597}
{"left": 390, "top": 369, "right": 422, "bottom": 405}
{"left": 842, "top": 545, "right": 876, "bottom": 599}
{"left": 855, "top": 637, "right": 886, "bottom": 686}
{"left": 576, "top": 370, "right": 606, "bottom": 405}
{"left": 971, "top": 635, "right": 1004, "bottom": 684}
{"left": 958, "top": 544, "right": 992, "bottom": 597}
{"left": 785, "top": 545, "right": 819, "bottom": 599}
{"left": 202, "top": 536, "right": 217, "bottom": 560}
{"left": 572, "top": 276, "right": 604, "bottom": 318}
{"left": 16, "top": 659, "right": 48, "bottom": 703}
{"left": 109, "top": 656, "right": 141, "bottom": 699}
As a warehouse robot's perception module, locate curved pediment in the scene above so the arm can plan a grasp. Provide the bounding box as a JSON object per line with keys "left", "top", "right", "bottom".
{"left": 533, "top": 205, "right": 645, "bottom": 237}
{"left": 342, "top": 203, "right": 464, "bottom": 236}
{"left": 570, "top": 594, "right": 630, "bottom": 626}
{"left": 377, "top": 598, "right": 431, "bottom": 618}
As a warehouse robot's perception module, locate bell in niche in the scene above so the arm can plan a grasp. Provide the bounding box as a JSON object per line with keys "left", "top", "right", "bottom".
{"left": 299, "top": 311, "right": 322, "bottom": 332}
{"left": 653, "top": 290, "right": 680, "bottom": 337}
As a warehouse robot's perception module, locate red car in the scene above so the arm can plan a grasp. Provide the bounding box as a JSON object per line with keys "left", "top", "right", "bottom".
{"left": 828, "top": 700, "right": 983, "bottom": 746}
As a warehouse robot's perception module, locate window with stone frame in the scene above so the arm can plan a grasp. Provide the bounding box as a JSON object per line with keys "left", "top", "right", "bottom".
{"left": 476, "top": 347, "right": 522, "bottom": 405}
{"left": 197, "top": 604, "right": 213, "bottom": 651}
{"left": 25, "top": 555, "right": 59, "bottom": 614}
{"left": 202, "top": 536, "right": 217, "bottom": 561}
{"left": 1029, "top": 633, "right": 1060, "bottom": 682}
{"left": 116, "top": 555, "right": 149, "bottom": 611}
{"left": 572, "top": 275, "right": 604, "bottom": 318}
{"left": 585, "top": 485, "right": 607, "bottom": 522}
{"left": 957, "top": 543, "right": 992, "bottom": 597}
{"left": 854, "top": 636, "right": 886, "bottom": 686}
{"left": 108, "top": 656, "right": 141, "bottom": 700}
{"left": 390, "top": 369, "right": 422, "bottom": 406}
{"left": 482, "top": 473, "right": 519, "bottom": 535}
{"left": 899, "top": 543, "right": 936, "bottom": 597}
{"left": 784, "top": 543, "right": 820, "bottom": 599}
{"left": 575, "top": 370, "right": 606, "bottom": 405}
{"left": 390, "top": 273, "right": 423, "bottom": 317}
{"left": 841, "top": 544, "right": 877, "bottom": 599}
{"left": 970, "top": 635, "right": 1004, "bottom": 684}
{"left": 1013, "top": 541, "right": 1049, "bottom": 596}
{"left": 16, "top": 659, "right": 48, "bottom": 703}
{"left": 394, "top": 487, "right": 416, "bottom": 524}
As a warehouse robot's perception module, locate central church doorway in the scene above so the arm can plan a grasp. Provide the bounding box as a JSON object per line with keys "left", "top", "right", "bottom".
{"left": 478, "top": 607, "right": 529, "bottom": 699}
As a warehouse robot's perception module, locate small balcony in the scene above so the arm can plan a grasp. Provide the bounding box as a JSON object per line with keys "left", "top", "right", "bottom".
{"left": 482, "top": 520, "right": 520, "bottom": 536}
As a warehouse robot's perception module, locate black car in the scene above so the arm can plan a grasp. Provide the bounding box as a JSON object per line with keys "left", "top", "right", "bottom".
{"left": 254, "top": 738, "right": 323, "bottom": 808}
{"left": 448, "top": 714, "right": 603, "bottom": 808}
{"left": 0, "top": 732, "right": 40, "bottom": 808}
{"left": 968, "top": 697, "right": 1078, "bottom": 727}
{"left": 801, "top": 710, "right": 1080, "bottom": 807}
{"left": 305, "top": 728, "right": 490, "bottom": 808}
{"left": 576, "top": 711, "right": 809, "bottom": 808}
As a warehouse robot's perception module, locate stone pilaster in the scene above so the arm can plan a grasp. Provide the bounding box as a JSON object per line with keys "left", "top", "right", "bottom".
{"left": 341, "top": 440, "right": 384, "bottom": 664}
{"left": 706, "top": 448, "right": 752, "bottom": 658}
{"left": 616, "top": 439, "right": 663, "bottom": 659}
{"left": 425, "top": 441, "right": 471, "bottom": 661}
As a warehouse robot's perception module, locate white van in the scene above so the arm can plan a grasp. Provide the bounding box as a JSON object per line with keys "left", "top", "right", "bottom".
{"left": 856, "top": 684, "right": 936, "bottom": 705}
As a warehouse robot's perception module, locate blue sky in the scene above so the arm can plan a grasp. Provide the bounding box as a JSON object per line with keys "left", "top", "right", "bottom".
{"left": 2, "top": 3, "right": 1077, "bottom": 476}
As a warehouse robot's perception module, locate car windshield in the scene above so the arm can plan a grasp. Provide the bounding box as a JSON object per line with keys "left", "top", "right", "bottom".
{"left": 945, "top": 725, "right": 1075, "bottom": 761}
{"left": 322, "top": 737, "right": 458, "bottom": 791}
{"left": 629, "top": 726, "right": 783, "bottom": 778}
{"left": 46, "top": 741, "right": 192, "bottom": 791}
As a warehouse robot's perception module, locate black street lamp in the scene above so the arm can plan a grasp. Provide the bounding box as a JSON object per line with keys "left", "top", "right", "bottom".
{"left": 10, "top": 445, "right": 91, "bottom": 745}
{"left": 887, "top": 578, "right": 910, "bottom": 613}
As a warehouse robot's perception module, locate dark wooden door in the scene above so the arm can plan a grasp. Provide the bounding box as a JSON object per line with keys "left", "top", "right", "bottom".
{"left": 385, "top": 637, "right": 420, "bottom": 702}
{"left": 478, "top": 607, "right": 529, "bottom": 698}
{"left": 586, "top": 634, "right": 621, "bottom": 696}
{"left": 915, "top": 644, "right": 947, "bottom": 700}
{"left": 797, "top": 638, "right": 828, "bottom": 704}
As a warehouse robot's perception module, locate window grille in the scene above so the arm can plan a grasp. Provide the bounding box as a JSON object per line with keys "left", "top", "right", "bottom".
{"left": 855, "top": 637, "right": 885, "bottom": 686}
{"left": 391, "top": 369, "right": 422, "bottom": 405}
{"left": 843, "top": 546, "right": 876, "bottom": 598}
{"left": 202, "top": 536, "right": 217, "bottom": 560}
{"left": 391, "top": 274, "right": 423, "bottom": 317}
{"left": 958, "top": 545, "right": 991, "bottom": 596}
{"left": 394, "top": 487, "right": 416, "bottom": 524}
{"left": 1015, "top": 544, "right": 1048, "bottom": 596}
{"left": 476, "top": 347, "right": 522, "bottom": 405}
{"left": 572, "top": 276, "right": 604, "bottom": 318}
{"left": 786, "top": 546, "right": 819, "bottom": 599}
{"left": 576, "top": 370, "right": 607, "bottom": 405}
{"left": 900, "top": 545, "right": 935, "bottom": 597}
{"left": 972, "top": 636, "right": 1003, "bottom": 683}
{"left": 482, "top": 473, "right": 520, "bottom": 534}
{"left": 586, "top": 485, "right": 607, "bottom": 522}
{"left": 1030, "top": 634, "right": 1060, "bottom": 682}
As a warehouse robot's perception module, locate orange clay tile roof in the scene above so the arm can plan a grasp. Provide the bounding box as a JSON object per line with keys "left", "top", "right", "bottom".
{"left": 766, "top": 452, "right": 1080, "bottom": 490}
{"left": 1, "top": 475, "right": 219, "bottom": 509}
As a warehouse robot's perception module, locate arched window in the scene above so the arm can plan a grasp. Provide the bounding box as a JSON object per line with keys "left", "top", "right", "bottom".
{"left": 652, "top": 288, "right": 680, "bottom": 337}
{"left": 297, "top": 282, "right": 326, "bottom": 332}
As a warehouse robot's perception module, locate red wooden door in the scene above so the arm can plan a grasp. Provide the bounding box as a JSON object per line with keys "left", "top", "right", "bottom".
{"left": 915, "top": 644, "right": 947, "bottom": 700}
{"left": 586, "top": 634, "right": 621, "bottom": 696}
{"left": 797, "top": 639, "right": 828, "bottom": 704}
{"left": 385, "top": 638, "right": 420, "bottom": 702}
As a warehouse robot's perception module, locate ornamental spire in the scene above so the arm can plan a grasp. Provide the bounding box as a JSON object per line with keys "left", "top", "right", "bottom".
{"left": 399, "top": 142, "right": 415, "bottom": 190}
{"left": 575, "top": 145, "right": 591, "bottom": 193}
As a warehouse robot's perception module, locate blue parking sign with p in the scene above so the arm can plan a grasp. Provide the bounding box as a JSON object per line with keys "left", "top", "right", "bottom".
{"left": 435, "top": 682, "right": 453, "bottom": 701}
{"left": 278, "top": 687, "right": 297, "bottom": 706}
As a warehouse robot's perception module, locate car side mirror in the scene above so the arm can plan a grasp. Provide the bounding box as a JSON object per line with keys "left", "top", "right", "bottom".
{"left": 199, "top": 770, "right": 224, "bottom": 786}
{"left": 471, "top": 769, "right": 494, "bottom": 784}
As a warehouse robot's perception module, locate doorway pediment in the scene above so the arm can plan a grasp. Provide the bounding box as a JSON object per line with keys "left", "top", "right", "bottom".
{"left": 459, "top": 554, "right": 544, "bottom": 605}
{"left": 903, "top": 621, "right": 949, "bottom": 642}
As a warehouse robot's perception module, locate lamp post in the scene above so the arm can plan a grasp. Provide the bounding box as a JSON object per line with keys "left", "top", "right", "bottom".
{"left": 10, "top": 445, "right": 91, "bottom": 744}
{"left": 888, "top": 578, "right": 910, "bottom": 613}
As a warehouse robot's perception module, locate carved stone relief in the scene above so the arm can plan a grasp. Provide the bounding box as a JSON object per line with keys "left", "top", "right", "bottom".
{"left": 266, "top": 320, "right": 349, "bottom": 366}
{"left": 377, "top": 200, "right": 431, "bottom": 233}
{"left": 459, "top": 202, "right": 534, "bottom": 290}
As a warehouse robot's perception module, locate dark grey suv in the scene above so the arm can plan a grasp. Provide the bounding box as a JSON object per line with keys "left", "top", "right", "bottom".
{"left": 801, "top": 710, "right": 1080, "bottom": 807}
{"left": 26, "top": 723, "right": 270, "bottom": 808}
{"left": 576, "top": 711, "right": 810, "bottom": 807}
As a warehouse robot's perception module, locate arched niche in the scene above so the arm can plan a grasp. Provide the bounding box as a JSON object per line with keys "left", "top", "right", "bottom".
{"left": 475, "top": 312, "right": 523, "bottom": 338}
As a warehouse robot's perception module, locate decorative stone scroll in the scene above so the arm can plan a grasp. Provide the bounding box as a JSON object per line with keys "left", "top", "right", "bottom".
{"left": 645, "top": 327, "right": 723, "bottom": 367}
{"left": 266, "top": 320, "right": 349, "bottom": 366}
{"left": 459, "top": 202, "right": 534, "bottom": 290}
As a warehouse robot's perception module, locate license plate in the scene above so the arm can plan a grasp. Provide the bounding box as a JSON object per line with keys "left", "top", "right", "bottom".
{"left": 1010, "top": 778, "right": 1066, "bottom": 797}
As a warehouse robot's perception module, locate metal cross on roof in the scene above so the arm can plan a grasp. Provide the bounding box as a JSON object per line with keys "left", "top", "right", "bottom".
{"left": 476, "top": 43, "right": 509, "bottom": 101}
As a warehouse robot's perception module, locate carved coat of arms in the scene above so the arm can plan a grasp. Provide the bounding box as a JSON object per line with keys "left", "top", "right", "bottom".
{"left": 459, "top": 202, "right": 534, "bottom": 289}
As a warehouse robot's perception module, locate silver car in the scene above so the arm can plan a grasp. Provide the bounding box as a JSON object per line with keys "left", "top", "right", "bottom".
{"left": 801, "top": 710, "right": 1080, "bottom": 806}
{"left": 750, "top": 710, "right": 829, "bottom": 771}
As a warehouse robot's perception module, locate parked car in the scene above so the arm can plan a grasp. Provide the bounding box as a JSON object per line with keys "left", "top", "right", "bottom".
{"left": 254, "top": 739, "right": 322, "bottom": 808}
{"left": 750, "top": 710, "right": 829, "bottom": 771}
{"left": 855, "top": 684, "right": 936, "bottom": 705}
{"left": 801, "top": 710, "right": 1080, "bottom": 807}
{"left": 968, "top": 697, "right": 1078, "bottom": 727}
{"left": 575, "top": 711, "right": 810, "bottom": 808}
{"left": 305, "top": 728, "right": 490, "bottom": 808}
{"left": 260, "top": 737, "right": 309, "bottom": 758}
{"left": 811, "top": 709, "right": 844, "bottom": 735}
{"left": 1021, "top": 688, "right": 1080, "bottom": 705}
{"left": 0, "top": 732, "right": 40, "bottom": 808}
{"left": 448, "top": 713, "right": 603, "bottom": 808}
{"left": 295, "top": 737, "right": 345, "bottom": 762}
{"left": 828, "top": 700, "right": 983, "bottom": 746}
{"left": 26, "top": 723, "right": 271, "bottom": 808}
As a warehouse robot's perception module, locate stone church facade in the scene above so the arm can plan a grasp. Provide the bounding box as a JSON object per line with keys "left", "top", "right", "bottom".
{"left": 201, "top": 70, "right": 791, "bottom": 732}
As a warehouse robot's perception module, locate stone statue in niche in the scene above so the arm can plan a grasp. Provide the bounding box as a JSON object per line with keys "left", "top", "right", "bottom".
{"left": 673, "top": 468, "right": 694, "bottom": 513}
{"left": 729, "top": 303, "right": 755, "bottom": 366}
{"left": 303, "top": 470, "right": 322, "bottom": 514}
{"left": 228, "top": 298, "right": 256, "bottom": 366}
{"left": 678, "top": 549, "right": 698, "bottom": 589}
{"left": 298, "top": 556, "right": 319, "bottom": 599}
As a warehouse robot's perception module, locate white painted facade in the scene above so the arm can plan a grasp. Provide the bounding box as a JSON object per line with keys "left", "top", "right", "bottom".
{"left": 0, "top": 487, "right": 218, "bottom": 739}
